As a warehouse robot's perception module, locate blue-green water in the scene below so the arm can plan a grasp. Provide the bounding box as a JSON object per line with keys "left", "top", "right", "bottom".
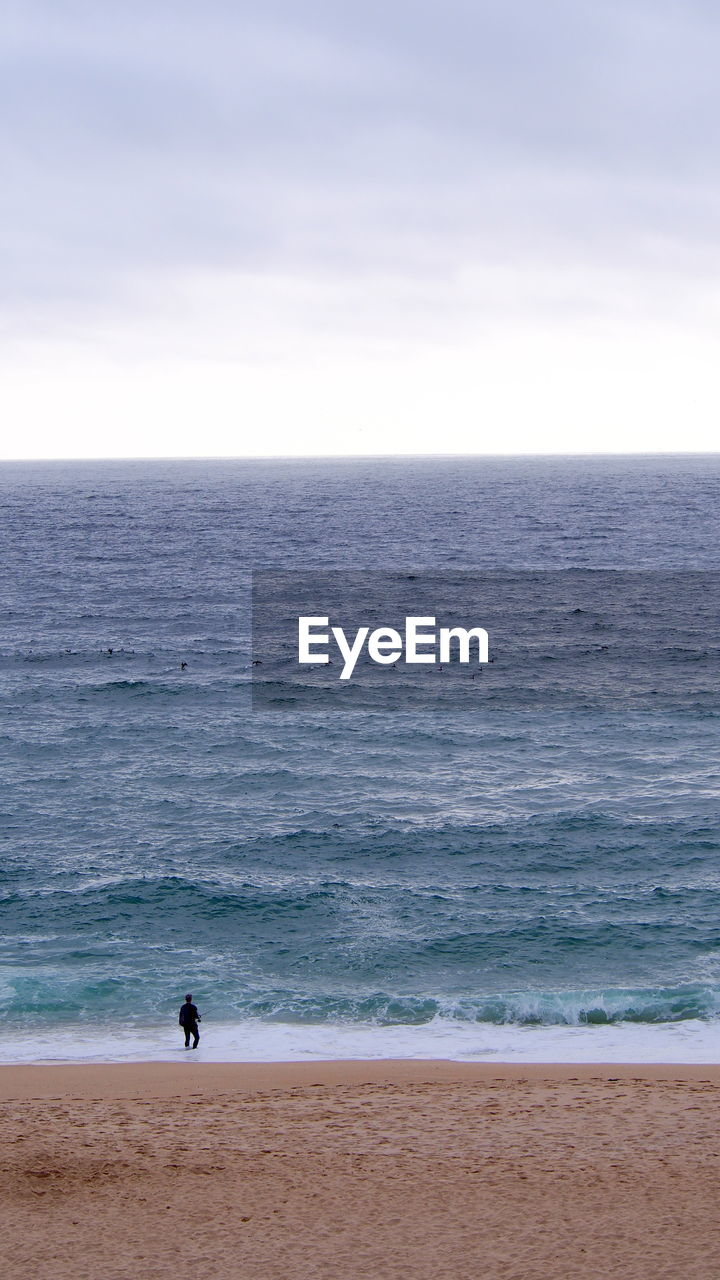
{"left": 1, "top": 455, "right": 719, "bottom": 1062}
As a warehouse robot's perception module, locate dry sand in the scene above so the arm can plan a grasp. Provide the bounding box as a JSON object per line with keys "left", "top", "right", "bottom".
{"left": 2, "top": 1060, "right": 720, "bottom": 1279}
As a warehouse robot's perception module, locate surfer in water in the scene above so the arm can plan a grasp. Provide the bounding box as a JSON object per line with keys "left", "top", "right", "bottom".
{"left": 179, "top": 993, "right": 201, "bottom": 1049}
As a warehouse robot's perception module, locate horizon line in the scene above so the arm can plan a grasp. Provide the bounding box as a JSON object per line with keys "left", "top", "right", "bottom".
{"left": 2, "top": 450, "right": 720, "bottom": 464}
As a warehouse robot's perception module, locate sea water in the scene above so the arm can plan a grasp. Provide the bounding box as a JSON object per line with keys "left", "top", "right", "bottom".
{"left": 1, "top": 455, "right": 719, "bottom": 1063}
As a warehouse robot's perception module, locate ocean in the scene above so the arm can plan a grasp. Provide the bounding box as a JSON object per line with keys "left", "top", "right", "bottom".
{"left": 1, "top": 454, "right": 719, "bottom": 1064}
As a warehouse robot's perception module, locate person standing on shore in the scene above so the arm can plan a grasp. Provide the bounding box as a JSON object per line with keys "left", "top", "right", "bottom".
{"left": 178, "top": 993, "right": 201, "bottom": 1049}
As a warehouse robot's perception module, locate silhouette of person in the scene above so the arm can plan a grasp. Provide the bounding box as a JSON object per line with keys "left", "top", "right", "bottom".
{"left": 178, "top": 993, "right": 201, "bottom": 1049}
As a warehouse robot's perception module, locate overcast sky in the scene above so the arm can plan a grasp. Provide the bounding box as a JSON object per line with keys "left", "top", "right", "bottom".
{"left": 2, "top": 0, "right": 720, "bottom": 457}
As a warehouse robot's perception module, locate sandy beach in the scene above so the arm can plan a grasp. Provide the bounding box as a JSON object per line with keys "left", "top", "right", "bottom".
{"left": 1, "top": 1060, "right": 719, "bottom": 1279}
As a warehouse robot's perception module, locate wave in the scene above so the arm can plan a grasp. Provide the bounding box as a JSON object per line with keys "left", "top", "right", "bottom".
{"left": 3, "top": 977, "right": 720, "bottom": 1029}
{"left": 241, "top": 985, "right": 720, "bottom": 1027}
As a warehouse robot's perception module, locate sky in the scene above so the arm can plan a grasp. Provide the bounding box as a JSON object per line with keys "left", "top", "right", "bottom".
{"left": 2, "top": 0, "right": 720, "bottom": 459}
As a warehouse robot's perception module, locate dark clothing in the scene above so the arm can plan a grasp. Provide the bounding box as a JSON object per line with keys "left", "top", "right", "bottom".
{"left": 183, "top": 1021, "right": 199, "bottom": 1048}
{"left": 179, "top": 1001, "right": 199, "bottom": 1027}
{"left": 179, "top": 1001, "right": 200, "bottom": 1048}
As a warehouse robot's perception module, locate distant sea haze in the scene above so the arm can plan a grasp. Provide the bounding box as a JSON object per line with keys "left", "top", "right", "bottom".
{"left": 1, "top": 455, "right": 720, "bottom": 1063}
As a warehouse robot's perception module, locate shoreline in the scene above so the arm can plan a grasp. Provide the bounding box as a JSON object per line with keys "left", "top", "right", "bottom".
{"left": 2, "top": 1057, "right": 720, "bottom": 1098}
{"left": 5, "top": 1011, "right": 720, "bottom": 1068}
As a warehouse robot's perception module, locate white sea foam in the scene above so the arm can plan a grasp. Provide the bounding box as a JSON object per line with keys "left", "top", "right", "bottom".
{"left": 7, "top": 1016, "right": 720, "bottom": 1066}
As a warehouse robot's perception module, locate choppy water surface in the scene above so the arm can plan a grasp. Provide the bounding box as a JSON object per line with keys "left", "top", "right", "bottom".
{"left": 1, "top": 455, "right": 719, "bottom": 1061}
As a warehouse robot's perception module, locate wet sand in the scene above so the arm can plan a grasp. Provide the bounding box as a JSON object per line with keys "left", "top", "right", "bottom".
{"left": 2, "top": 1060, "right": 719, "bottom": 1279}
